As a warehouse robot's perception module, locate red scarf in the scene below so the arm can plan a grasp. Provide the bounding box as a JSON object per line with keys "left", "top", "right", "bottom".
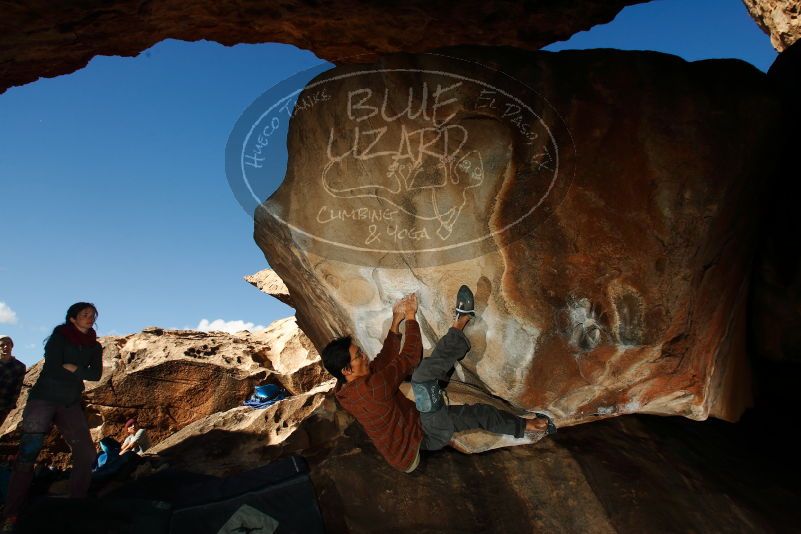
{"left": 58, "top": 323, "right": 98, "bottom": 346}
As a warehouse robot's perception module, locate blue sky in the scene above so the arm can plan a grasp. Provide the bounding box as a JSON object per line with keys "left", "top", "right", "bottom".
{"left": 0, "top": 0, "right": 777, "bottom": 365}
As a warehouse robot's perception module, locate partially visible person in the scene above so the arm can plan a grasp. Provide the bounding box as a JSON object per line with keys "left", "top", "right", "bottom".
{"left": 2, "top": 303, "right": 103, "bottom": 532}
{"left": 90, "top": 419, "right": 148, "bottom": 481}
{"left": 0, "top": 336, "right": 26, "bottom": 428}
{"left": 119, "top": 418, "right": 150, "bottom": 455}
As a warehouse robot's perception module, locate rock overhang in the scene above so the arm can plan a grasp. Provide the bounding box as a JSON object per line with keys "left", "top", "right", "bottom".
{"left": 252, "top": 46, "right": 782, "bottom": 427}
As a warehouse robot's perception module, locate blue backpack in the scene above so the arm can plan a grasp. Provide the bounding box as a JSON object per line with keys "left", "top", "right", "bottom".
{"left": 244, "top": 383, "right": 287, "bottom": 409}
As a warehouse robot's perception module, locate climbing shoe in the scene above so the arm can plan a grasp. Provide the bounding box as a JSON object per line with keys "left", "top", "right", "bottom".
{"left": 454, "top": 285, "right": 476, "bottom": 318}
{"left": 533, "top": 412, "right": 557, "bottom": 435}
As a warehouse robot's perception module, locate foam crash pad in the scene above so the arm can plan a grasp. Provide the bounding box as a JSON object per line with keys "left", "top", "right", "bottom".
{"left": 19, "top": 497, "right": 172, "bottom": 534}
{"left": 169, "top": 456, "right": 324, "bottom": 534}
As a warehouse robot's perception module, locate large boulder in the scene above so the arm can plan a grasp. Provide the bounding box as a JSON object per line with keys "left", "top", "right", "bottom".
{"left": 245, "top": 269, "right": 294, "bottom": 307}
{"left": 254, "top": 47, "right": 781, "bottom": 429}
{"left": 146, "top": 381, "right": 334, "bottom": 476}
{"left": 0, "top": 0, "right": 645, "bottom": 94}
{"left": 749, "top": 40, "right": 801, "bottom": 367}
{"left": 308, "top": 412, "right": 801, "bottom": 532}
{"left": 747, "top": 40, "right": 801, "bottom": 421}
{"left": 742, "top": 0, "right": 800, "bottom": 52}
{"left": 0, "top": 317, "right": 334, "bottom": 467}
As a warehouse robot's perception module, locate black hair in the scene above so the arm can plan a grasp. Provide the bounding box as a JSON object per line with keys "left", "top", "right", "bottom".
{"left": 65, "top": 302, "right": 98, "bottom": 324}
{"left": 321, "top": 335, "right": 353, "bottom": 383}
{"left": 45, "top": 302, "right": 99, "bottom": 342}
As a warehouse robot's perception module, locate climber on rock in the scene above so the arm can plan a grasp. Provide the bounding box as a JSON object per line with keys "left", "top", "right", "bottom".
{"left": 321, "top": 286, "right": 556, "bottom": 473}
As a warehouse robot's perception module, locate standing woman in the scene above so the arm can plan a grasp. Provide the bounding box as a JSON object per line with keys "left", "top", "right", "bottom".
{"left": 2, "top": 303, "right": 103, "bottom": 529}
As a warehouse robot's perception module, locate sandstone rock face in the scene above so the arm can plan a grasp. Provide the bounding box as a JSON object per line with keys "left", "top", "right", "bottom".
{"left": 245, "top": 269, "right": 294, "bottom": 307}
{"left": 750, "top": 40, "right": 801, "bottom": 365}
{"left": 255, "top": 47, "right": 781, "bottom": 428}
{"left": 0, "top": 317, "right": 334, "bottom": 468}
{"left": 309, "top": 413, "right": 801, "bottom": 532}
{"left": 0, "top": 0, "right": 645, "bottom": 94}
{"left": 147, "top": 381, "right": 333, "bottom": 476}
{"left": 742, "top": 0, "right": 801, "bottom": 51}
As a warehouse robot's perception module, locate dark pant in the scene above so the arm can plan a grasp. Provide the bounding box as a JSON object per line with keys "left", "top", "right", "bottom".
{"left": 412, "top": 327, "right": 524, "bottom": 451}
{"left": 3, "top": 399, "right": 95, "bottom": 518}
